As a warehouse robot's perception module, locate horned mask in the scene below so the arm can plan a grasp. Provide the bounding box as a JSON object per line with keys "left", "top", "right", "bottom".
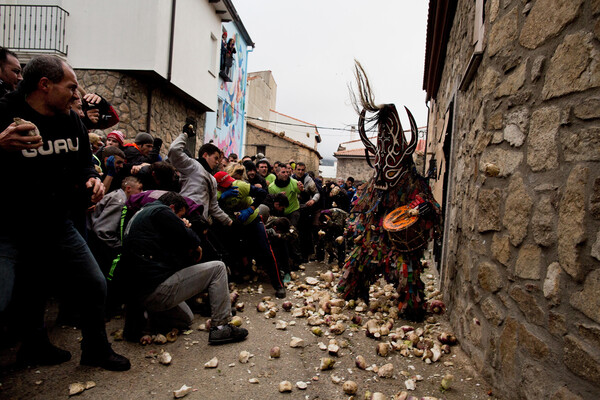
{"left": 352, "top": 62, "right": 418, "bottom": 191}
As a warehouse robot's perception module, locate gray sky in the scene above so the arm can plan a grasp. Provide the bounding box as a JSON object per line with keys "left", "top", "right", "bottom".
{"left": 231, "top": 1, "right": 429, "bottom": 160}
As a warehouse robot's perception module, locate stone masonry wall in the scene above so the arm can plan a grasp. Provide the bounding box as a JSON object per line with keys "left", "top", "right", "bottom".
{"left": 337, "top": 154, "right": 424, "bottom": 183}
{"left": 245, "top": 124, "right": 320, "bottom": 173}
{"left": 336, "top": 157, "right": 374, "bottom": 182}
{"left": 431, "top": 0, "right": 600, "bottom": 399}
{"left": 75, "top": 70, "right": 206, "bottom": 158}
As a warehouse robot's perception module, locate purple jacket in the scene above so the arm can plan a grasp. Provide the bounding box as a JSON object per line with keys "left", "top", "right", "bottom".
{"left": 126, "top": 190, "right": 204, "bottom": 218}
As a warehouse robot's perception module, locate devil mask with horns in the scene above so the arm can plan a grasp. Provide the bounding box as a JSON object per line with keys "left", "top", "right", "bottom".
{"left": 352, "top": 62, "right": 419, "bottom": 191}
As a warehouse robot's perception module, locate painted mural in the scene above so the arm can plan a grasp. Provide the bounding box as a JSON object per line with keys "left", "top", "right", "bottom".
{"left": 204, "top": 22, "right": 248, "bottom": 158}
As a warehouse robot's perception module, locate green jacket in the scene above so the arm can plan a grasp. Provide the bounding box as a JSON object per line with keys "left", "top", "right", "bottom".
{"left": 265, "top": 173, "right": 276, "bottom": 185}
{"left": 268, "top": 178, "right": 300, "bottom": 215}
{"left": 218, "top": 180, "right": 260, "bottom": 225}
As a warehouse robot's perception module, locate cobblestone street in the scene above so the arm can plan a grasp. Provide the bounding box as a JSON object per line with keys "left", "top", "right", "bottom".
{"left": 1, "top": 261, "right": 497, "bottom": 400}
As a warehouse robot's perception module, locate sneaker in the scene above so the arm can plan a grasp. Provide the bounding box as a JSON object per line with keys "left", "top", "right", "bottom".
{"left": 208, "top": 324, "right": 248, "bottom": 345}
{"left": 17, "top": 341, "right": 72, "bottom": 367}
{"left": 81, "top": 345, "right": 131, "bottom": 371}
{"left": 282, "top": 273, "right": 291, "bottom": 284}
{"left": 275, "top": 287, "right": 286, "bottom": 299}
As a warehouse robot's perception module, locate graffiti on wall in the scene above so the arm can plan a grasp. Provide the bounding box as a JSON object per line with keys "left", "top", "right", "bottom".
{"left": 205, "top": 31, "right": 247, "bottom": 157}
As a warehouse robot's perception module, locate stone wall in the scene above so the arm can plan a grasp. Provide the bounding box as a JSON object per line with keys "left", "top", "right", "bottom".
{"left": 336, "top": 157, "right": 374, "bottom": 182}
{"left": 245, "top": 123, "right": 320, "bottom": 173}
{"left": 75, "top": 70, "right": 206, "bottom": 158}
{"left": 427, "top": 0, "right": 600, "bottom": 399}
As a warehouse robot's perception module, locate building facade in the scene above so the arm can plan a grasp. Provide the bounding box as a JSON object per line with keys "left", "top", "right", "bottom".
{"left": 204, "top": 20, "right": 253, "bottom": 158}
{"left": 2, "top": 0, "right": 247, "bottom": 157}
{"left": 334, "top": 127, "right": 427, "bottom": 183}
{"left": 244, "top": 70, "right": 322, "bottom": 168}
{"left": 423, "top": 0, "right": 600, "bottom": 399}
{"left": 245, "top": 121, "right": 320, "bottom": 173}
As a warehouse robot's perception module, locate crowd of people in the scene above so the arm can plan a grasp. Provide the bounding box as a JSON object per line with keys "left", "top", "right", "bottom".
{"left": 0, "top": 50, "right": 363, "bottom": 372}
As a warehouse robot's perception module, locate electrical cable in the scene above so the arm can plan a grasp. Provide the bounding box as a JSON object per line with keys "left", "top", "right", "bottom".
{"left": 245, "top": 115, "right": 375, "bottom": 134}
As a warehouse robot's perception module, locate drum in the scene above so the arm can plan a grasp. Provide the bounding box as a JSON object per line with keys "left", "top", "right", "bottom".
{"left": 383, "top": 206, "right": 428, "bottom": 252}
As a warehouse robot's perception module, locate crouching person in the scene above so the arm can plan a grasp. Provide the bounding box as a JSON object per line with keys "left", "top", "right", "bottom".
{"left": 121, "top": 192, "right": 247, "bottom": 345}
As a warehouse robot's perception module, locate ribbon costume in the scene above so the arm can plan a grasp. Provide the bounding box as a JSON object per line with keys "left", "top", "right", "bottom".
{"left": 337, "top": 62, "right": 441, "bottom": 322}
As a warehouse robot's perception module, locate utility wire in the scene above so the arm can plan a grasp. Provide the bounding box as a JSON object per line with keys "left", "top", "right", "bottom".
{"left": 219, "top": 96, "right": 371, "bottom": 134}
{"left": 245, "top": 116, "right": 375, "bottom": 134}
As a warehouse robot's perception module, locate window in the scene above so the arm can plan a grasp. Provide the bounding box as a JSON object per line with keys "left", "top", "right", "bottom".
{"left": 209, "top": 33, "right": 218, "bottom": 77}
{"left": 473, "top": 0, "right": 486, "bottom": 52}
{"left": 219, "top": 31, "right": 235, "bottom": 83}
{"left": 459, "top": 0, "right": 486, "bottom": 91}
{"left": 256, "top": 145, "right": 266, "bottom": 156}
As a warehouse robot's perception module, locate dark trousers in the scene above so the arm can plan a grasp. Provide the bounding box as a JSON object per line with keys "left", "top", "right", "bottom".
{"left": 269, "top": 235, "right": 290, "bottom": 276}
{"left": 285, "top": 210, "right": 302, "bottom": 267}
{"left": 298, "top": 205, "right": 316, "bottom": 259}
{"left": 223, "top": 218, "right": 283, "bottom": 290}
{"left": 241, "top": 219, "right": 284, "bottom": 290}
{"left": 3, "top": 220, "right": 109, "bottom": 349}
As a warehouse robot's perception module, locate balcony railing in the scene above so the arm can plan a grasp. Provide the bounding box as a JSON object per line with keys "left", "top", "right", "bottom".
{"left": 0, "top": 5, "right": 69, "bottom": 55}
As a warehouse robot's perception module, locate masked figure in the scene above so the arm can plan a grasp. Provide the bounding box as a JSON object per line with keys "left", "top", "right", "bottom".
{"left": 337, "top": 62, "right": 441, "bottom": 321}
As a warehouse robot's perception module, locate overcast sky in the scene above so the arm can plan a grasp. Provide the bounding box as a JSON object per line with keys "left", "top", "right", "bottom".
{"left": 231, "top": 1, "right": 429, "bottom": 160}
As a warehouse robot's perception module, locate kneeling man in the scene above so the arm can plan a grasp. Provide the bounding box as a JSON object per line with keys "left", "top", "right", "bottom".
{"left": 122, "top": 192, "right": 247, "bottom": 345}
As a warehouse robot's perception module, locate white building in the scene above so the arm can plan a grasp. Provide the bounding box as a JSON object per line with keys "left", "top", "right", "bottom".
{"left": 1, "top": 0, "right": 247, "bottom": 152}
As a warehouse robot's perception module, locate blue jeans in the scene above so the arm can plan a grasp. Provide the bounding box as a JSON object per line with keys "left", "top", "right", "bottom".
{"left": 4, "top": 220, "right": 108, "bottom": 346}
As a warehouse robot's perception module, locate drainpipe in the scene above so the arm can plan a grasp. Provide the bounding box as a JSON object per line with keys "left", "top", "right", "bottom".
{"left": 146, "top": 85, "right": 153, "bottom": 133}
{"left": 149, "top": 0, "right": 175, "bottom": 134}
{"left": 167, "top": 0, "right": 177, "bottom": 81}
{"left": 423, "top": 101, "right": 431, "bottom": 176}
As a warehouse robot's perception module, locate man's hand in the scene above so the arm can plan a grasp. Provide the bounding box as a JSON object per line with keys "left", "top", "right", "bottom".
{"left": 86, "top": 177, "right": 104, "bottom": 204}
{"left": 83, "top": 93, "right": 102, "bottom": 105}
{"left": 0, "top": 123, "right": 43, "bottom": 151}
{"left": 220, "top": 186, "right": 239, "bottom": 200}
{"left": 181, "top": 217, "right": 192, "bottom": 229}
{"left": 105, "top": 155, "right": 117, "bottom": 177}
{"left": 131, "top": 163, "right": 150, "bottom": 174}
{"left": 86, "top": 108, "right": 100, "bottom": 124}
{"left": 237, "top": 207, "right": 254, "bottom": 223}
{"left": 306, "top": 199, "right": 315, "bottom": 207}
{"left": 182, "top": 117, "right": 196, "bottom": 138}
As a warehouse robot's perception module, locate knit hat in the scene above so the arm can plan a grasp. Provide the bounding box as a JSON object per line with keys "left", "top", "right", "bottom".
{"left": 107, "top": 130, "right": 125, "bottom": 146}
{"left": 214, "top": 171, "right": 235, "bottom": 189}
{"left": 257, "top": 158, "right": 270, "bottom": 167}
{"left": 134, "top": 132, "right": 154, "bottom": 145}
{"left": 243, "top": 160, "right": 257, "bottom": 172}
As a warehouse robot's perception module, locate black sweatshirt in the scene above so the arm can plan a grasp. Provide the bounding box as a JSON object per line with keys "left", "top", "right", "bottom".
{"left": 0, "top": 90, "right": 98, "bottom": 234}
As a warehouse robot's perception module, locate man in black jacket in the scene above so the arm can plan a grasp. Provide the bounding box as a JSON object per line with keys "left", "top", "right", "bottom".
{"left": 0, "top": 55, "right": 130, "bottom": 370}
{"left": 123, "top": 132, "right": 154, "bottom": 166}
{"left": 0, "top": 47, "right": 22, "bottom": 98}
{"left": 122, "top": 192, "right": 247, "bottom": 344}
{"left": 243, "top": 160, "right": 268, "bottom": 189}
